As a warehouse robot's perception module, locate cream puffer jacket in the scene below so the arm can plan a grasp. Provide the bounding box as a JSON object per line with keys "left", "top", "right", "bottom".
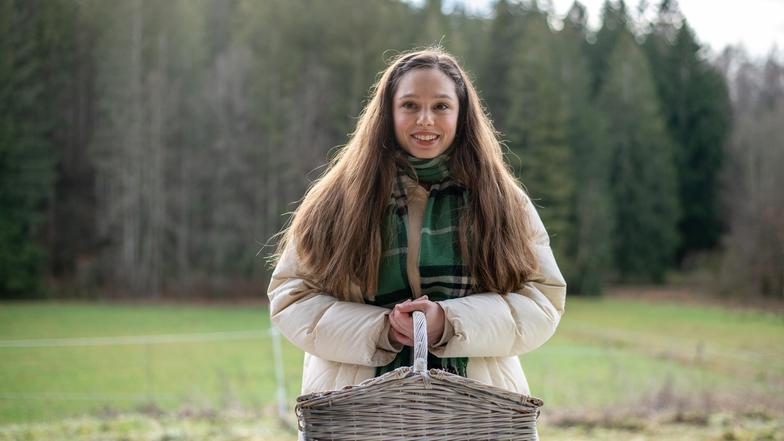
{"left": 267, "top": 185, "right": 566, "bottom": 398}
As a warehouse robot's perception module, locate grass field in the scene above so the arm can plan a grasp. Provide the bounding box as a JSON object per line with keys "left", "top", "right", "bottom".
{"left": 1, "top": 294, "right": 782, "bottom": 440}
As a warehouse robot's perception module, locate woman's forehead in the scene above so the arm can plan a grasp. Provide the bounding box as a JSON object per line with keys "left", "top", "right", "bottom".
{"left": 394, "top": 69, "right": 457, "bottom": 99}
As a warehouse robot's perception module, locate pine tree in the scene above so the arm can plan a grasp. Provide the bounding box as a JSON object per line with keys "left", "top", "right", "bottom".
{"left": 49, "top": 0, "right": 98, "bottom": 283}
{"left": 0, "top": 0, "right": 67, "bottom": 298}
{"left": 590, "top": 0, "right": 629, "bottom": 95}
{"left": 598, "top": 30, "right": 680, "bottom": 281}
{"left": 504, "top": 7, "right": 575, "bottom": 272}
{"left": 443, "top": 4, "right": 487, "bottom": 73}
{"left": 558, "top": 1, "right": 614, "bottom": 294}
{"left": 481, "top": 0, "right": 527, "bottom": 130}
{"left": 418, "top": 0, "right": 449, "bottom": 47}
{"left": 644, "top": 7, "right": 731, "bottom": 261}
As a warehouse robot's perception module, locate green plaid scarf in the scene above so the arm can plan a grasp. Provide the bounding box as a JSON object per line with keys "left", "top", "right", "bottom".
{"left": 373, "top": 150, "right": 472, "bottom": 377}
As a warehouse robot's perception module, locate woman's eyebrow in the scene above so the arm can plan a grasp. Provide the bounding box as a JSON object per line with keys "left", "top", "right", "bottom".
{"left": 398, "top": 93, "right": 455, "bottom": 100}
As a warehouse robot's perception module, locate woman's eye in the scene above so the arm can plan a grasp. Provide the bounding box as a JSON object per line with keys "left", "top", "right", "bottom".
{"left": 435, "top": 103, "right": 450, "bottom": 110}
{"left": 401, "top": 102, "right": 418, "bottom": 110}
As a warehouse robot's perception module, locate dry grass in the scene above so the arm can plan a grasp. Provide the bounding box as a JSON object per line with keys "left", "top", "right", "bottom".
{"left": 1, "top": 408, "right": 781, "bottom": 441}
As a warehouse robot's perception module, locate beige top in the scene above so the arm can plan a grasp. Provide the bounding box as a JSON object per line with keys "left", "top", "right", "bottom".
{"left": 267, "top": 186, "right": 567, "bottom": 400}
{"left": 404, "top": 183, "right": 428, "bottom": 299}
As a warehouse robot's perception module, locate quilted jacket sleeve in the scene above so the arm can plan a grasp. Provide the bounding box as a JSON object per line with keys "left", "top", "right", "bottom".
{"left": 430, "top": 191, "right": 567, "bottom": 359}
{"left": 267, "top": 239, "right": 403, "bottom": 366}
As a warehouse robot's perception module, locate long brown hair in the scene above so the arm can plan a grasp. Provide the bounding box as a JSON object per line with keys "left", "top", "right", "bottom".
{"left": 273, "top": 47, "right": 538, "bottom": 302}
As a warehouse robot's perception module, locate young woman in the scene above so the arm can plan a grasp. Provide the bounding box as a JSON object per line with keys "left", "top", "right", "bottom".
{"left": 268, "top": 47, "right": 566, "bottom": 399}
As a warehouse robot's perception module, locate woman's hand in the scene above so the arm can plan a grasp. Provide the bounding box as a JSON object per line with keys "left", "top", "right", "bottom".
{"left": 388, "top": 296, "right": 445, "bottom": 346}
{"left": 388, "top": 306, "right": 414, "bottom": 346}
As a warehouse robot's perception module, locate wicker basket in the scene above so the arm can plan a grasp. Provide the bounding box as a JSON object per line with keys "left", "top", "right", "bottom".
{"left": 295, "top": 311, "right": 543, "bottom": 440}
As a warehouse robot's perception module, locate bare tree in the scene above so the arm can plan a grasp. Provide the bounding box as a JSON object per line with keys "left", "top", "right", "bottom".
{"left": 720, "top": 50, "right": 784, "bottom": 298}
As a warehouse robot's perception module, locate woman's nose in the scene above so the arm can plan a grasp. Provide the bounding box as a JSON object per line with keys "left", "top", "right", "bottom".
{"left": 417, "top": 108, "right": 434, "bottom": 126}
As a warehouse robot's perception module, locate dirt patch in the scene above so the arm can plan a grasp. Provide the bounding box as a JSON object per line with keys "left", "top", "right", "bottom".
{"left": 604, "top": 283, "right": 784, "bottom": 314}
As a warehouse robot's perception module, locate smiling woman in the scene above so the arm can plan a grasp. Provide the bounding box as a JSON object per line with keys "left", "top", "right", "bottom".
{"left": 393, "top": 68, "right": 459, "bottom": 159}
{"left": 267, "top": 46, "right": 566, "bottom": 438}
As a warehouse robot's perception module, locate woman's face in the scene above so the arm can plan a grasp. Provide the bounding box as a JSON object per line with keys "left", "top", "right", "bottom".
{"left": 392, "top": 68, "right": 459, "bottom": 159}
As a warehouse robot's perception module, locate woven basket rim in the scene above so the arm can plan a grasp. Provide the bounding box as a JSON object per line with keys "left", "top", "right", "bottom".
{"left": 296, "top": 366, "right": 544, "bottom": 409}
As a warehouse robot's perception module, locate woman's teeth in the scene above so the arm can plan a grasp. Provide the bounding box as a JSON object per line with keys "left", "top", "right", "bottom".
{"left": 413, "top": 134, "right": 438, "bottom": 141}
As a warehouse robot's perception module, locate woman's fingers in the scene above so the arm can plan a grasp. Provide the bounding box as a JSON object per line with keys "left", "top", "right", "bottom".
{"left": 390, "top": 298, "right": 438, "bottom": 344}
{"left": 391, "top": 327, "right": 413, "bottom": 347}
{"left": 395, "top": 300, "right": 429, "bottom": 313}
{"left": 389, "top": 315, "right": 408, "bottom": 336}
{"left": 389, "top": 309, "right": 414, "bottom": 337}
{"left": 392, "top": 328, "right": 414, "bottom": 346}
{"left": 393, "top": 296, "right": 446, "bottom": 344}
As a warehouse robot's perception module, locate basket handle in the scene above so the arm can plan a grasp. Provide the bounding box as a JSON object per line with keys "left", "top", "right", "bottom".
{"left": 412, "top": 310, "right": 428, "bottom": 373}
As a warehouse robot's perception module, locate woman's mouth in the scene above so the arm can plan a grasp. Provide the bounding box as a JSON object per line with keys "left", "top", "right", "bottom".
{"left": 411, "top": 133, "right": 439, "bottom": 146}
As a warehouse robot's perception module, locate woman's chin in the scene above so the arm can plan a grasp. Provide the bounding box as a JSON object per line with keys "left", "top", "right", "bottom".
{"left": 404, "top": 145, "right": 447, "bottom": 159}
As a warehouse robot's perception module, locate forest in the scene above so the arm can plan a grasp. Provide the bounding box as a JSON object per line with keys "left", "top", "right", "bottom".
{"left": 2, "top": 0, "right": 783, "bottom": 300}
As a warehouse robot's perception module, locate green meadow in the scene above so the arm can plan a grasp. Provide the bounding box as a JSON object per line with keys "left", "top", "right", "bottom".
{"left": 1, "top": 296, "right": 782, "bottom": 439}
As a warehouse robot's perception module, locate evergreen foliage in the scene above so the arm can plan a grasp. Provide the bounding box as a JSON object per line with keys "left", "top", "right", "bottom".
{"left": 481, "top": 0, "right": 526, "bottom": 130}
{"left": 0, "top": 0, "right": 70, "bottom": 298}
{"left": 644, "top": 9, "right": 731, "bottom": 260}
{"left": 559, "top": 1, "right": 614, "bottom": 295}
{"left": 504, "top": 7, "right": 575, "bottom": 282}
{"left": 598, "top": 31, "right": 680, "bottom": 282}
{"left": 589, "top": 0, "right": 629, "bottom": 95}
{"left": 0, "top": 0, "right": 763, "bottom": 298}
